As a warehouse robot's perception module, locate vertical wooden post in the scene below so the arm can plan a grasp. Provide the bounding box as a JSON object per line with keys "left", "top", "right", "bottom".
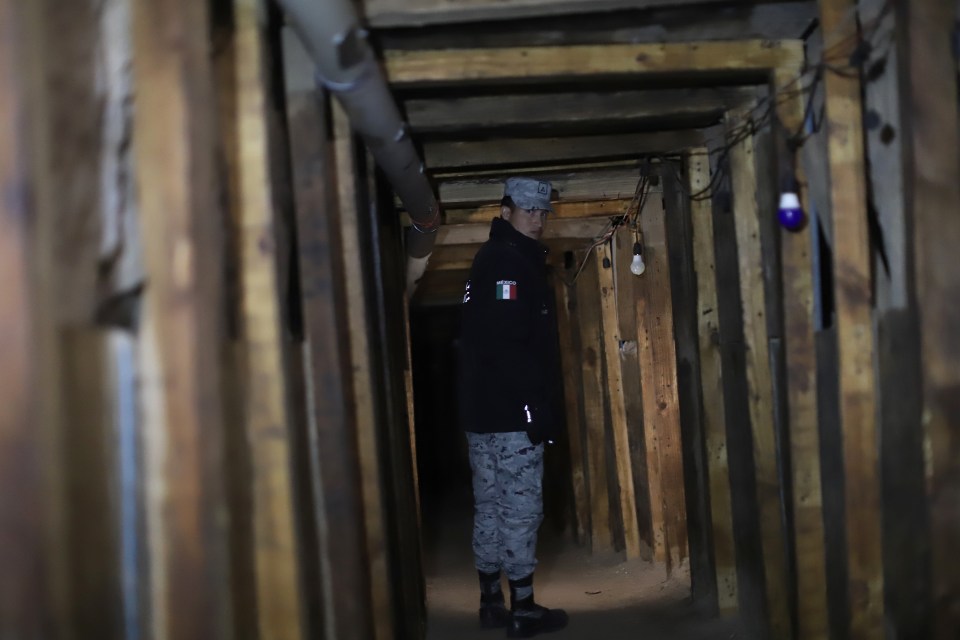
{"left": 402, "top": 294, "right": 422, "bottom": 528}
{"left": 902, "top": 1, "right": 960, "bottom": 636}
{"left": 224, "top": 3, "right": 306, "bottom": 638}
{"left": 635, "top": 195, "right": 688, "bottom": 573}
{"left": 131, "top": 0, "right": 231, "bottom": 636}
{"left": 553, "top": 276, "right": 590, "bottom": 545}
{"left": 818, "top": 2, "right": 884, "bottom": 637}
{"left": 688, "top": 150, "right": 739, "bottom": 614}
{"left": 775, "top": 67, "right": 830, "bottom": 640}
{"left": 281, "top": 31, "right": 375, "bottom": 640}
{"left": 576, "top": 255, "right": 613, "bottom": 552}
{"left": 596, "top": 244, "right": 642, "bottom": 559}
{"left": 729, "top": 113, "right": 791, "bottom": 639}
{"left": 332, "top": 105, "right": 393, "bottom": 640}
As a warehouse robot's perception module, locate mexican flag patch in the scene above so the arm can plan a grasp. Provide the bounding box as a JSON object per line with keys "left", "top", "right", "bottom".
{"left": 496, "top": 280, "right": 518, "bottom": 300}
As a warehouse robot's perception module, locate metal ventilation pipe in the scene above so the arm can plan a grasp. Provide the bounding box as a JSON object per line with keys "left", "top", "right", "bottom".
{"left": 277, "top": 0, "right": 440, "bottom": 290}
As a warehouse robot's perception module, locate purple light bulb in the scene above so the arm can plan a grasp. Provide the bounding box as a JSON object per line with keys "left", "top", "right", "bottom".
{"left": 778, "top": 192, "right": 806, "bottom": 231}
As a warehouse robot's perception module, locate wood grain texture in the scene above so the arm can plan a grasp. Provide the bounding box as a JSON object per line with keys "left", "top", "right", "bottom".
{"left": 729, "top": 117, "right": 790, "bottom": 639}
{"left": 442, "top": 199, "right": 633, "bottom": 225}
{"left": 282, "top": 33, "right": 375, "bottom": 639}
{"left": 364, "top": 0, "right": 802, "bottom": 27}
{"left": 422, "top": 132, "right": 703, "bottom": 171}
{"left": 553, "top": 276, "right": 590, "bottom": 545}
{"left": 634, "top": 195, "right": 688, "bottom": 572}
{"left": 131, "top": 0, "right": 231, "bottom": 635}
{"left": 596, "top": 244, "right": 642, "bottom": 559}
{"left": 818, "top": 2, "right": 884, "bottom": 637}
{"left": 225, "top": 3, "right": 305, "bottom": 638}
{"left": 436, "top": 217, "right": 610, "bottom": 245}
{"left": 902, "top": 1, "right": 960, "bottom": 636}
{"left": 775, "top": 67, "right": 830, "bottom": 640}
{"left": 384, "top": 41, "right": 804, "bottom": 86}
{"left": 687, "top": 151, "right": 739, "bottom": 615}
{"left": 577, "top": 256, "right": 614, "bottom": 552}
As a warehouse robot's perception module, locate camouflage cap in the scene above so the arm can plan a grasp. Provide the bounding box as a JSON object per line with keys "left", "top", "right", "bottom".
{"left": 504, "top": 177, "right": 553, "bottom": 212}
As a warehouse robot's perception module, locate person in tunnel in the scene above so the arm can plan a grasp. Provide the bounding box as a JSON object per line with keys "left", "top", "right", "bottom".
{"left": 457, "top": 177, "right": 568, "bottom": 637}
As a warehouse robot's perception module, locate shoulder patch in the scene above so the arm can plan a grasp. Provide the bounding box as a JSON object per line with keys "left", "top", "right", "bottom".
{"left": 496, "top": 280, "right": 517, "bottom": 300}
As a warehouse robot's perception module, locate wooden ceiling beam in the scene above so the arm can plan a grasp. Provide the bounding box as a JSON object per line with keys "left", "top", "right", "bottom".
{"left": 422, "top": 131, "right": 703, "bottom": 171}
{"left": 404, "top": 88, "right": 755, "bottom": 133}
{"left": 436, "top": 216, "right": 611, "bottom": 245}
{"left": 363, "top": 0, "right": 804, "bottom": 28}
{"left": 384, "top": 40, "right": 804, "bottom": 86}
{"left": 444, "top": 198, "right": 635, "bottom": 224}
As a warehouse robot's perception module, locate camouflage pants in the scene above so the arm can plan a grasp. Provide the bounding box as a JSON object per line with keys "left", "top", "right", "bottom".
{"left": 466, "top": 431, "right": 544, "bottom": 581}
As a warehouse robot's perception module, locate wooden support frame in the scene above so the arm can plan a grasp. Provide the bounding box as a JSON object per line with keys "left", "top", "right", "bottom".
{"left": 131, "top": 0, "right": 232, "bottom": 635}
{"left": 223, "top": 4, "right": 306, "bottom": 638}
{"left": 596, "top": 244, "right": 642, "bottom": 559}
{"left": 576, "top": 256, "right": 613, "bottom": 552}
{"left": 902, "top": 1, "right": 960, "bottom": 635}
{"left": 435, "top": 217, "right": 610, "bottom": 246}
{"left": 281, "top": 32, "right": 377, "bottom": 640}
{"left": 818, "top": 2, "right": 884, "bottom": 637}
{"left": 553, "top": 276, "right": 590, "bottom": 545}
{"left": 634, "top": 194, "right": 688, "bottom": 573}
{"left": 728, "top": 111, "right": 791, "bottom": 639}
{"left": 384, "top": 41, "right": 804, "bottom": 86}
{"left": 774, "top": 65, "right": 830, "bottom": 639}
{"left": 687, "top": 150, "right": 739, "bottom": 614}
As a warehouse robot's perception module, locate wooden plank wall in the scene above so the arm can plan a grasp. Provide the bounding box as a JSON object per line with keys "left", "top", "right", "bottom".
{"left": 729, "top": 114, "right": 791, "bottom": 640}
{"left": 131, "top": 0, "right": 234, "bottom": 637}
{"left": 635, "top": 195, "right": 688, "bottom": 573}
{"left": 818, "top": 2, "right": 885, "bottom": 637}
{"left": 687, "top": 150, "right": 739, "bottom": 615}
{"left": 224, "top": 3, "right": 306, "bottom": 638}
{"left": 281, "top": 33, "right": 375, "bottom": 640}
{"left": 902, "top": 1, "right": 960, "bottom": 636}
{"left": 576, "top": 256, "right": 614, "bottom": 553}
{"left": 663, "top": 164, "right": 714, "bottom": 603}
{"left": 596, "top": 244, "right": 642, "bottom": 559}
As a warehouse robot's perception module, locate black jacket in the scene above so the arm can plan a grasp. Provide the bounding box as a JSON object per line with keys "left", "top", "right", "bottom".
{"left": 457, "top": 217, "right": 561, "bottom": 443}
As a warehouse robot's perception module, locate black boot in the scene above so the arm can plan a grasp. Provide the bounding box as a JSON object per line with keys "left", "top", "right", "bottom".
{"left": 478, "top": 570, "right": 511, "bottom": 629}
{"left": 507, "top": 575, "right": 569, "bottom": 638}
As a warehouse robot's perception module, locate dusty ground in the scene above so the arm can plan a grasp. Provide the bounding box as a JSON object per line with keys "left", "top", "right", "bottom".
{"left": 423, "top": 494, "right": 744, "bottom": 640}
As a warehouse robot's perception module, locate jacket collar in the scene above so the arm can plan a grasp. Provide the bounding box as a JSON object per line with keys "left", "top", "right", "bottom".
{"left": 489, "top": 217, "right": 549, "bottom": 261}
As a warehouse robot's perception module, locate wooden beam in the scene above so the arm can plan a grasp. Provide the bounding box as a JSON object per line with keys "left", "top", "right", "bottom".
{"left": 384, "top": 41, "right": 804, "bottom": 86}
{"left": 634, "top": 195, "right": 688, "bottom": 573}
{"left": 596, "top": 244, "right": 642, "bottom": 559}
{"left": 443, "top": 199, "right": 634, "bottom": 224}
{"left": 422, "top": 132, "right": 704, "bottom": 171}
{"left": 404, "top": 88, "right": 752, "bottom": 133}
{"left": 774, "top": 66, "right": 830, "bottom": 639}
{"left": 225, "top": 5, "right": 305, "bottom": 638}
{"left": 435, "top": 217, "right": 610, "bottom": 245}
{"left": 553, "top": 276, "right": 591, "bottom": 545}
{"left": 818, "top": 2, "right": 884, "bottom": 637}
{"left": 902, "top": 1, "right": 960, "bottom": 636}
{"left": 729, "top": 114, "right": 791, "bottom": 639}
{"left": 131, "top": 0, "right": 231, "bottom": 635}
{"left": 364, "top": 0, "right": 805, "bottom": 27}
{"left": 282, "top": 32, "right": 376, "bottom": 640}
{"left": 576, "top": 256, "right": 613, "bottom": 552}
{"left": 688, "top": 151, "right": 738, "bottom": 614}
{"left": 435, "top": 168, "right": 648, "bottom": 207}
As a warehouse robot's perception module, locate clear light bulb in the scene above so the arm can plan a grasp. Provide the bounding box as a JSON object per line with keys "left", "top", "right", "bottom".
{"left": 630, "top": 242, "right": 646, "bottom": 276}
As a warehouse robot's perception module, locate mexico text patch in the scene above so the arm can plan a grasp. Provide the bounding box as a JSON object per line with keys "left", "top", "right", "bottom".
{"left": 496, "top": 280, "right": 517, "bottom": 300}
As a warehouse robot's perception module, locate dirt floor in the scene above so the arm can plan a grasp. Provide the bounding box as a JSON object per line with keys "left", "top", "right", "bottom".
{"left": 422, "top": 493, "right": 745, "bottom": 640}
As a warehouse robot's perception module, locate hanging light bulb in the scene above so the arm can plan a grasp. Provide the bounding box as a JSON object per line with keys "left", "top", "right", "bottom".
{"left": 630, "top": 241, "right": 646, "bottom": 276}
{"left": 778, "top": 191, "right": 806, "bottom": 232}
